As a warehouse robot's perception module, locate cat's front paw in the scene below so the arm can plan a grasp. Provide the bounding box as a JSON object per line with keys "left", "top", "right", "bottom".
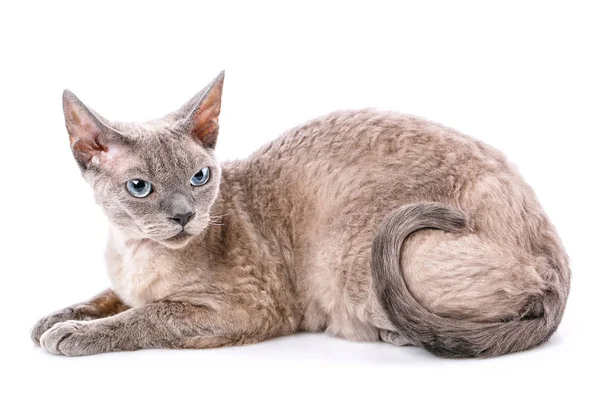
{"left": 30, "top": 307, "right": 78, "bottom": 345}
{"left": 39, "top": 320, "right": 94, "bottom": 356}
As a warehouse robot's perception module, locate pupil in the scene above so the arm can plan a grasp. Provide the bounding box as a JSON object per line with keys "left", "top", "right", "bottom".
{"left": 134, "top": 180, "right": 144, "bottom": 189}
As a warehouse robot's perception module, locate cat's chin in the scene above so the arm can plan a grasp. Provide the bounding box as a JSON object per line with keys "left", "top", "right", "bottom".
{"left": 158, "top": 231, "right": 195, "bottom": 249}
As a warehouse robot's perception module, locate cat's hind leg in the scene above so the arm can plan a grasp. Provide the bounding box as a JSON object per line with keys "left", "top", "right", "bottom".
{"left": 401, "top": 231, "right": 547, "bottom": 323}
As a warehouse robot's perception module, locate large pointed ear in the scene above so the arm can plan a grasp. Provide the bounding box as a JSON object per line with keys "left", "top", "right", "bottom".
{"left": 184, "top": 71, "right": 224, "bottom": 149}
{"left": 62, "top": 90, "right": 125, "bottom": 170}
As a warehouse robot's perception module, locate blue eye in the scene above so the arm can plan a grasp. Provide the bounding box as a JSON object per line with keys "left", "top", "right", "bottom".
{"left": 126, "top": 179, "right": 152, "bottom": 198}
{"left": 191, "top": 167, "right": 210, "bottom": 186}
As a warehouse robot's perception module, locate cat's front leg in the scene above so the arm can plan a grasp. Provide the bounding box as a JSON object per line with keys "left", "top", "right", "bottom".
{"left": 31, "top": 289, "right": 129, "bottom": 345}
{"left": 39, "top": 301, "right": 271, "bottom": 356}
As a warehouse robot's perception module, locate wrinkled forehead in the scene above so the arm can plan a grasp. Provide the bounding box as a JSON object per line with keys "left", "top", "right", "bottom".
{"left": 107, "top": 123, "right": 213, "bottom": 182}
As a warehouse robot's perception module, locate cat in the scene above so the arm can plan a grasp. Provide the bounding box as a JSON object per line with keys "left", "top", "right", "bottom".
{"left": 31, "top": 71, "right": 570, "bottom": 358}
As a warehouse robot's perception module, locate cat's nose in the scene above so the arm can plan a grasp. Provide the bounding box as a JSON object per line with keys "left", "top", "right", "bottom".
{"left": 170, "top": 211, "right": 195, "bottom": 227}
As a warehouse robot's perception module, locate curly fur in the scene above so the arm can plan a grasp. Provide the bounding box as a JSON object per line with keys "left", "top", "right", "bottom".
{"left": 31, "top": 72, "right": 570, "bottom": 358}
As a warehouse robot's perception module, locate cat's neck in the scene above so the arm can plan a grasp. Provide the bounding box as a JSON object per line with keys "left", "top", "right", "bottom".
{"left": 108, "top": 225, "right": 154, "bottom": 258}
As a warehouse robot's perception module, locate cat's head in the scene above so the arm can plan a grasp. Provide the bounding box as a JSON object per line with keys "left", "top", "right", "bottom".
{"left": 62, "top": 72, "right": 225, "bottom": 249}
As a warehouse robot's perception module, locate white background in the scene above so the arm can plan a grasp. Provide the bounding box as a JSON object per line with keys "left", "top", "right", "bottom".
{"left": 1, "top": 1, "right": 598, "bottom": 399}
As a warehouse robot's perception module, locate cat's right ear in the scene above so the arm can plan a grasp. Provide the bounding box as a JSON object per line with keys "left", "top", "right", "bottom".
{"left": 62, "top": 90, "right": 125, "bottom": 170}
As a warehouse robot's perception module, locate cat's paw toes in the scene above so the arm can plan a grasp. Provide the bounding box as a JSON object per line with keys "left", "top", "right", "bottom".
{"left": 30, "top": 307, "right": 77, "bottom": 345}
{"left": 39, "top": 320, "right": 89, "bottom": 356}
{"left": 380, "top": 330, "right": 413, "bottom": 347}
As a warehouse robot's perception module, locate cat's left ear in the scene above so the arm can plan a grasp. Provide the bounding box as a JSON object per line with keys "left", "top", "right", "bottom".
{"left": 185, "top": 71, "right": 224, "bottom": 149}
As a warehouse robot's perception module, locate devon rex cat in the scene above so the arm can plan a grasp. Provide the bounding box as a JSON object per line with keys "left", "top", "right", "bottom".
{"left": 31, "top": 71, "right": 570, "bottom": 358}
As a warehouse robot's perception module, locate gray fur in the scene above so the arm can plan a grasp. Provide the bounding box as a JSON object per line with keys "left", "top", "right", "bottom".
{"left": 371, "top": 203, "right": 570, "bottom": 358}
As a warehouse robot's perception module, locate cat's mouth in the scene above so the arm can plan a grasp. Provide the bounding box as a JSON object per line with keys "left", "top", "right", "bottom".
{"left": 168, "top": 230, "right": 191, "bottom": 241}
{"left": 160, "top": 230, "right": 193, "bottom": 248}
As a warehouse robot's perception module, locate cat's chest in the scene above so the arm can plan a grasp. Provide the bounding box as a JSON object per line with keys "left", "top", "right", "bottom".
{"left": 106, "top": 239, "right": 178, "bottom": 307}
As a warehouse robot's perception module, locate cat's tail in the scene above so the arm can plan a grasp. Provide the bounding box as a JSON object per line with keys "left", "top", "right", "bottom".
{"left": 371, "top": 203, "right": 569, "bottom": 358}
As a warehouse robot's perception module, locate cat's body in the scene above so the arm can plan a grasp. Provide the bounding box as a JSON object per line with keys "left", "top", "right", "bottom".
{"left": 31, "top": 73, "right": 570, "bottom": 358}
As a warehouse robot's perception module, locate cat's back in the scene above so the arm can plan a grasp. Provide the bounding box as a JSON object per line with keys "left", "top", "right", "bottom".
{"left": 227, "top": 108, "right": 514, "bottom": 243}
{"left": 235, "top": 109, "right": 510, "bottom": 205}
{"left": 246, "top": 109, "right": 506, "bottom": 173}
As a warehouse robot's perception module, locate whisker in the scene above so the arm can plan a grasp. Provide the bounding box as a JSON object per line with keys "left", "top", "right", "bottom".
{"left": 209, "top": 213, "right": 229, "bottom": 220}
